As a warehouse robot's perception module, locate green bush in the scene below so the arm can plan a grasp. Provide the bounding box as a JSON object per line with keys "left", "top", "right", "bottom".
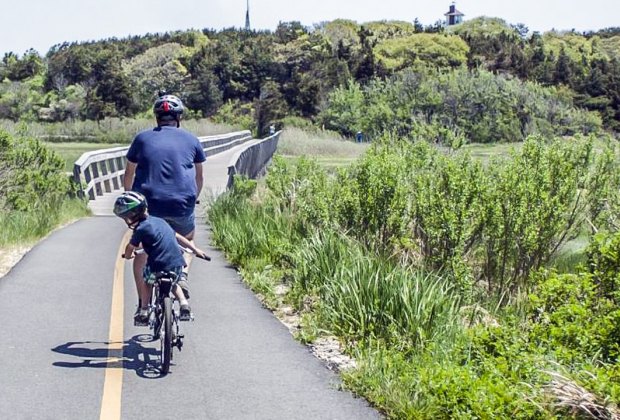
{"left": 209, "top": 131, "right": 620, "bottom": 417}
{"left": 0, "top": 129, "right": 88, "bottom": 244}
{"left": 344, "top": 339, "right": 550, "bottom": 419}
{"left": 319, "top": 68, "right": 602, "bottom": 143}
{"left": 263, "top": 136, "right": 607, "bottom": 299}
{"left": 0, "top": 129, "right": 75, "bottom": 211}
{"left": 528, "top": 231, "right": 620, "bottom": 363}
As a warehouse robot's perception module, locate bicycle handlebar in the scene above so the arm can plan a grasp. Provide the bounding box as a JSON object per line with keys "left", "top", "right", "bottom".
{"left": 180, "top": 246, "right": 211, "bottom": 261}
{"left": 123, "top": 250, "right": 211, "bottom": 261}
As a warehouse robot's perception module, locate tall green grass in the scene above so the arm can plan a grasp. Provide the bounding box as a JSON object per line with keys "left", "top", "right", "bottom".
{"left": 297, "top": 232, "right": 462, "bottom": 349}
{"left": 0, "top": 199, "right": 89, "bottom": 246}
{"left": 208, "top": 190, "right": 462, "bottom": 351}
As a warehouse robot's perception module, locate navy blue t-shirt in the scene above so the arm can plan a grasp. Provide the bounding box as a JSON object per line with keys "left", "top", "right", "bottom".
{"left": 130, "top": 216, "right": 186, "bottom": 272}
{"left": 126, "top": 126, "right": 206, "bottom": 217}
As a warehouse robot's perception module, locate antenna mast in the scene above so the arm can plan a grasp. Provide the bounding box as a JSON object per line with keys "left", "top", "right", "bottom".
{"left": 245, "top": 0, "right": 250, "bottom": 30}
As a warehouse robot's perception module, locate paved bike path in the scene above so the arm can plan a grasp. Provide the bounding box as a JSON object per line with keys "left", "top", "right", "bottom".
{"left": 0, "top": 146, "right": 381, "bottom": 419}
{"left": 0, "top": 218, "right": 125, "bottom": 419}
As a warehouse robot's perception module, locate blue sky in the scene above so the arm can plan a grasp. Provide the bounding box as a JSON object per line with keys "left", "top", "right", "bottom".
{"left": 1, "top": 0, "right": 618, "bottom": 56}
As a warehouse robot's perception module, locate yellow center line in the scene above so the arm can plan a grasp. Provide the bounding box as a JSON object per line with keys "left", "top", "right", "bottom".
{"left": 99, "top": 230, "right": 131, "bottom": 420}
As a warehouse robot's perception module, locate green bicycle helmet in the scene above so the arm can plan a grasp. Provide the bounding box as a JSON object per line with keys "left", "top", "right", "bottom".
{"left": 113, "top": 191, "right": 147, "bottom": 221}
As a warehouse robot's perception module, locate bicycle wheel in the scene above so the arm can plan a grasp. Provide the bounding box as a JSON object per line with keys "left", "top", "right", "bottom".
{"left": 152, "top": 285, "right": 161, "bottom": 339}
{"left": 160, "top": 297, "right": 173, "bottom": 374}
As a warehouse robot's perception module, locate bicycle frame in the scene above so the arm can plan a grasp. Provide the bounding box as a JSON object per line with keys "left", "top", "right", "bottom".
{"left": 150, "top": 272, "right": 184, "bottom": 374}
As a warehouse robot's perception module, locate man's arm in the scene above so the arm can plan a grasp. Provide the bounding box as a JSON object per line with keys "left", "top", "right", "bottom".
{"left": 124, "top": 161, "right": 137, "bottom": 191}
{"left": 195, "top": 162, "right": 204, "bottom": 197}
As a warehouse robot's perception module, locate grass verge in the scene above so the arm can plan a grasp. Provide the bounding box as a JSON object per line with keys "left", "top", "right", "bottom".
{"left": 0, "top": 199, "right": 90, "bottom": 247}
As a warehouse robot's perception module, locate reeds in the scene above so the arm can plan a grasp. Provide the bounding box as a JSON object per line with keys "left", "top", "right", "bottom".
{"left": 0, "top": 118, "right": 237, "bottom": 143}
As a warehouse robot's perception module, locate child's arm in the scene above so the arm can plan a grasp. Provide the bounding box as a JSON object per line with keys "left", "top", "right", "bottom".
{"left": 123, "top": 242, "right": 137, "bottom": 259}
{"left": 175, "top": 233, "right": 210, "bottom": 260}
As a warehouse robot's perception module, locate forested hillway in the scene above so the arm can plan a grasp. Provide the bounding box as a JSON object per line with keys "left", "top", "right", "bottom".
{"left": 0, "top": 133, "right": 381, "bottom": 419}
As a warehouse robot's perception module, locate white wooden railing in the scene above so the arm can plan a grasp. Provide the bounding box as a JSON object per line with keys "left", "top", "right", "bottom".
{"left": 73, "top": 130, "right": 253, "bottom": 200}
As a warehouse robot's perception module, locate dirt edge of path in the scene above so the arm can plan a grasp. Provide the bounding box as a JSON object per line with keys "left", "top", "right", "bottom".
{"left": 0, "top": 218, "right": 83, "bottom": 279}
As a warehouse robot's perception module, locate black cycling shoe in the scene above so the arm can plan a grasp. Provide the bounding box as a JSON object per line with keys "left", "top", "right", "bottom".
{"left": 177, "top": 272, "right": 190, "bottom": 299}
{"left": 134, "top": 308, "right": 149, "bottom": 326}
{"left": 180, "top": 304, "right": 192, "bottom": 321}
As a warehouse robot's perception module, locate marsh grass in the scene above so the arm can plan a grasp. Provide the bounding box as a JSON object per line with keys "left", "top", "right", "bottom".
{"left": 278, "top": 127, "right": 369, "bottom": 157}
{"left": 45, "top": 142, "right": 125, "bottom": 171}
{"left": 0, "top": 199, "right": 89, "bottom": 246}
{"left": 461, "top": 142, "right": 523, "bottom": 161}
{"left": 1, "top": 118, "right": 239, "bottom": 144}
{"left": 208, "top": 135, "right": 618, "bottom": 417}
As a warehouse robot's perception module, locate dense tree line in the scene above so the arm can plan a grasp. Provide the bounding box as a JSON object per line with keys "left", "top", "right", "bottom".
{"left": 0, "top": 18, "right": 619, "bottom": 138}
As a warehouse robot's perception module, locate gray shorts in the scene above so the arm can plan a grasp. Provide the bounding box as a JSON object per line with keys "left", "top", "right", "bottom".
{"left": 162, "top": 213, "right": 195, "bottom": 237}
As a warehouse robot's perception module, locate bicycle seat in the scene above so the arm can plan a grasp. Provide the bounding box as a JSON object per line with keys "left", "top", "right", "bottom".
{"left": 155, "top": 271, "right": 179, "bottom": 281}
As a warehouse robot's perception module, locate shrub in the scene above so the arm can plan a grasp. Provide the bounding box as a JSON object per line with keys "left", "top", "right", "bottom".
{"left": 0, "top": 129, "right": 88, "bottom": 243}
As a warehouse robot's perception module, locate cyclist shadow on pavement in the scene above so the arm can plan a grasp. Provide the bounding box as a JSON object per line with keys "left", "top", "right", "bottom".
{"left": 52, "top": 334, "right": 169, "bottom": 378}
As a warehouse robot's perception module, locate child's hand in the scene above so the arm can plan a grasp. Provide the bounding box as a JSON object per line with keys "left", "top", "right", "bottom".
{"left": 122, "top": 252, "right": 134, "bottom": 259}
{"left": 195, "top": 249, "right": 211, "bottom": 261}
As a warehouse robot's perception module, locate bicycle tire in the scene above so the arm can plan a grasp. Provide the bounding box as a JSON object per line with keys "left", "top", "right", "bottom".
{"left": 152, "top": 285, "right": 161, "bottom": 339}
{"left": 153, "top": 305, "right": 162, "bottom": 339}
{"left": 160, "top": 297, "right": 173, "bottom": 374}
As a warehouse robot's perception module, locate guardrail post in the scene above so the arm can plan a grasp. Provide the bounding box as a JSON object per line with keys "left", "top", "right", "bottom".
{"left": 109, "top": 158, "right": 119, "bottom": 190}
{"left": 101, "top": 159, "right": 111, "bottom": 193}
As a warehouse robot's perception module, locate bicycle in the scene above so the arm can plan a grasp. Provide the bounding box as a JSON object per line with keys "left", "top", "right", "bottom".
{"left": 124, "top": 249, "right": 210, "bottom": 374}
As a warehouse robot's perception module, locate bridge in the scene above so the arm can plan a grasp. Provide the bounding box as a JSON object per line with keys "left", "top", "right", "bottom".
{"left": 0, "top": 130, "right": 380, "bottom": 419}
{"left": 72, "top": 129, "right": 279, "bottom": 215}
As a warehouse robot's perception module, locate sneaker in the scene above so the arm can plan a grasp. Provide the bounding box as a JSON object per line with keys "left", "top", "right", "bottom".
{"left": 180, "top": 303, "right": 192, "bottom": 321}
{"left": 177, "top": 272, "right": 190, "bottom": 299}
{"left": 133, "top": 308, "right": 149, "bottom": 326}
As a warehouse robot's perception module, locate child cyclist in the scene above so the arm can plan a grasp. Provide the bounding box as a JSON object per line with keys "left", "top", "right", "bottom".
{"left": 113, "top": 191, "right": 209, "bottom": 325}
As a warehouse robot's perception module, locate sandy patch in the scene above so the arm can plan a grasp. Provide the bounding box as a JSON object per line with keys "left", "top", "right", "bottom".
{"left": 265, "top": 284, "right": 357, "bottom": 372}
{"left": 0, "top": 219, "right": 82, "bottom": 279}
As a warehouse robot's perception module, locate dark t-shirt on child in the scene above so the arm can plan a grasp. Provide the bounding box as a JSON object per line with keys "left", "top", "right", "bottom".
{"left": 126, "top": 126, "right": 206, "bottom": 218}
{"left": 130, "top": 216, "right": 186, "bottom": 272}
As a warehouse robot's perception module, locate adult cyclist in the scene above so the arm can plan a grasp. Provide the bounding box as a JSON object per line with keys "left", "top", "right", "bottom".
{"left": 123, "top": 92, "right": 206, "bottom": 321}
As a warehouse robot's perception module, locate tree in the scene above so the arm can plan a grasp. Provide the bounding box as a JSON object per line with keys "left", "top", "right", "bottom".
{"left": 275, "top": 21, "right": 307, "bottom": 44}
{"left": 123, "top": 43, "right": 190, "bottom": 112}
{"left": 183, "top": 47, "right": 223, "bottom": 116}
{"left": 254, "top": 80, "right": 288, "bottom": 135}
{"left": 553, "top": 47, "right": 573, "bottom": 85}
{"left": 2, "top": 50, "right": 44, "bottom": 81}
{"left": 355, "top": 26, "right": 376, "bottom": 82}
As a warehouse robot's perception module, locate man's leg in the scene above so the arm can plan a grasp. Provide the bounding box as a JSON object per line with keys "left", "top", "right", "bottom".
{"left": 173, "top": 284, "right": 191, "bottom": 320}
{"left": 178, "top": 229, "right": 194, "bottom": 299}
{"left": 162, "top": 213, "right": 196, "bottom": 299}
